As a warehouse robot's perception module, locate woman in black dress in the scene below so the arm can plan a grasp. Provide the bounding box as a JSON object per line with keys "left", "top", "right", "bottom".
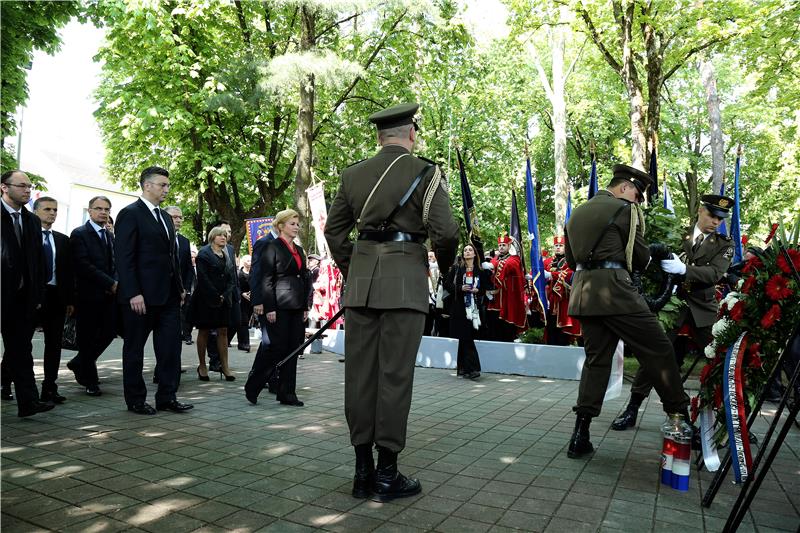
{"left": 444, "top": 243, "right": 491, "bottom": 380}
{"left": 236, "top": 254, "right": 253, "bottom": 352}
{"left": 244, "top": 209, "right": 312, "bottom": 406}
{"left": 192, "top": 226, "right": 237, "bottom": 381}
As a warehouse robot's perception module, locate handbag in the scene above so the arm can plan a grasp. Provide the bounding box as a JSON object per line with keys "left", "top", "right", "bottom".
{"left": 62, "top": 316, "right": 78, "bottom": 350}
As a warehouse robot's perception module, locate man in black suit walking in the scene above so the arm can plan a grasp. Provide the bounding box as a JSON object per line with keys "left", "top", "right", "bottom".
{"left": 0, "top": 170, "right": 53, "bottom": 417}
{"left": 32, "top": 197, "right": 75, "bottom": 404}
{"left": 249, "top": 227, "right": 277, "bottom": 390}
{"left": 115, "top": 166, "right": 192, "bottom": 415}
{"left": 67, "top": 196, "right": 118, "bottom": 396}
{"left": 164, "top": 206, "right": 195, "bottom": 345}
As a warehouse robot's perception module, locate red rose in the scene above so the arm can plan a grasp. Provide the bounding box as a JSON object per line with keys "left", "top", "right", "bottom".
{"left": 748, "top": 354, "right": 763, "bottom": 368}
{"left": 748, "top": 342, "right": 761, "bottom": 356}
{"left": 699, "top": 363, "right": 713, "bottom": 385}
{"left": 765, "top": 274, "right": 793, "bottom": 301}
{"left": 741, "top": 256, "right": 764, "bottom": 274}
{"left": 690, "top": 396, "right": 699, "bottom": 423}
{"left": 741, "top": 276, "right": 757, "bottom": 294}
{"left": 760, "top": 304, "right": 782, "bottom": 329}
{"left": 729, "top": 300, "right": 746, "bottom": 322}
{"left": 776, "top": 248, "right": 800, "bottom": 274}
{"left": 719, "top": 303, "right": 729, "bottom": 316}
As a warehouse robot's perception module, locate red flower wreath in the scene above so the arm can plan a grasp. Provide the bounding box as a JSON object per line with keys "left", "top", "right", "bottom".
{"left": 760, "top": 304, "right": 782, "bottom": 329}
{"left": 765, "top": 274, "right": 793, "bottom": 301}
{"left": 729, "top": 300, "right": 746, "bottom": 322}
{"left": 776, "top": 248, "right": 800, "bottom": 274}
{"left": 742, "top": 256, "right": 764, "bottom": 274}
{"left": 741, "top": 276, "right": 757, "bottom": 294}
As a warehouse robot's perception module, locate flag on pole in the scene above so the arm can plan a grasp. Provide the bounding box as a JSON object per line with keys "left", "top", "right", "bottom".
{"left": 509, "top": 189, "right": 526, "bottom": 272}
{"left": 566, "top": 190, "right": 572, "bottom": 224}
{"left": 730, "top": 147, "right": 744, "bottom": 263}
{"left": 648, "top": 145, "right": 658, "bottom": 203}
{"left": 524, "top": 158, "right": 548, "bottom": 320}
{"left": 457, "top": 148, "right": 484, "bottom": 257}
{"left": 717, "top": 181, "right": 728, "bottom": 236}
{"left": 663, "top": 180, "right": 674, "bottom": 214}
{"left": 588, "top": 153, "right": 599, "bottom": 199}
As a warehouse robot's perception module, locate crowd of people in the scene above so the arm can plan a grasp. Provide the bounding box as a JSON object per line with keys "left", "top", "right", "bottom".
{"left": 2, "top": 99, "right": 764, "bottom": 504}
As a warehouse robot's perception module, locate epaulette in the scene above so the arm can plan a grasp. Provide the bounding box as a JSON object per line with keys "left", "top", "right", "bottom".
{"left": 344, "top": 158, "right": 366, "bottom": 169}
{"left": 417, "top": 155, "right": 439, "bottom": 167}
{"left": 716, "top": 232, "right": 731, "bottom": 241}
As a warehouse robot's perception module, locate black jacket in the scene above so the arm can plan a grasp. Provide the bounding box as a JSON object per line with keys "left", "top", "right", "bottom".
{"left": 194, "top": 244, "right": 236, "bottom": 308}
{"left": 1, "top": 206, "right": 45, "bottom": 318}
{"left": 49, "top": 230, "right": 75, "bottom": 306}
{"left": 114, "top": 199, "right": 183, "bottom": 305}
{"left": 70, "top": 221, "right": 116, "bottom": 303}
{"left": 258, "top": 237, "right": 312, "bottom": 312}
{"left": 250, "top": 232, "right": 275, "bottom": 306}
{"left": 177, "top": 234, "right": 195, "bottom": 293}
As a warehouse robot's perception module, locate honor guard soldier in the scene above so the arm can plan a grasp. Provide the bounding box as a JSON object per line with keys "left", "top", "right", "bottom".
{"left": 612, "top": 193, "right": 735, "bottom": 431}
{"left": 564, "top": 164, "right": 690, "bottom": 458}
{"left": 325, "top": 102, "right": 459, "bottom": 501}
{"left": 544, "top": 235, "right": 581, "bottom": 345}
{"left": 485, "top": 234, "right": 527, "bottom": 341}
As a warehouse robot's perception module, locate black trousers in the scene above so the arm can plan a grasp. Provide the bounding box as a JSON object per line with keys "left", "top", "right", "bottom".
{"left": 487, "top": 310, "right": 517, "bottom": 342}
{"left": 180, "top": 292, "right": 193, "bottom": 341}
{"left": 38, "top": 286, "right": 66, "bottom": 392}
{"left": 120, "top": 296, "right": 181, "bottom": 406}
{"left": 247, "top": 310, "right": 304, "bottom": 399}
{"left": 452, "top": 315, "right": 481, "bottom": 374}
{"left": 71, "top": 297, "right": 117, "bottom": 386}
{"left": 0, "top": 287, "right": 39, "bottom": 407}
{"left": 577, "top": 311, "right": 689, "bottom": 417}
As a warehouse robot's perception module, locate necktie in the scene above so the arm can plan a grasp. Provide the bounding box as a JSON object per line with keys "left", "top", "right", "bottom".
{"left": 11, "top": 212, "right": 22, "bottom": 245}
{"left": 42, "top": 230, "right": 54, "bottom": 283}
{"left": 693, "top": 233, "right": 704, "bottom": 253}
{"left": 99, "top": 228, "right": 108, "bottom": 246}
{"left": 99, "top": 228, "right": 112, "bottom": 263}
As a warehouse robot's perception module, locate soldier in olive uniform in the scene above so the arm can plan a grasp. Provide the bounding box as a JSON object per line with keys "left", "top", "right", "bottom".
{"left": 612, "top": 194, "right": 735, "bottom": 431}
{"left": 564, "top": 164, "right": 690, "bottom": 458}
{"left": 324, "top": 103, "right": 459, "bottom": 501}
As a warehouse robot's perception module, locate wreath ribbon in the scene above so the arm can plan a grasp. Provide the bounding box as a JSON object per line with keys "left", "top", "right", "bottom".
{"left": 722, "top": 332, "right": 753, "bottom": 483}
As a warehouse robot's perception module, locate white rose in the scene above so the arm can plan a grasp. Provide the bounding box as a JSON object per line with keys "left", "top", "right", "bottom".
{"left": 712, "top": 318, "right": 730, "bottom": 337}
{"left": 704, "top": 344, "right": 716, "bottom": 359}
{"left": 737, "top": 278, "right": 744, "bottom": 289}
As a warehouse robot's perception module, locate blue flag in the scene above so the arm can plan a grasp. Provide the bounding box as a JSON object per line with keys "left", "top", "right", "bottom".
{"left": 663, "top": 180, "right": 674, "bottom": 214}
{"left": 648, "top": 145, "right": 658, "bottom": 203}
{"left": 509, "top": 189, "right": 526, "bottom": 273}
{"left": 588, "top": 154, "right": 598, "bottom": 199}
{"left": 525, "top": 158, "right": 548, "bottom": 320}
{"left": 730, "top": 151, "right": 744, "bottom": 263}
{"left": 717, "top": 181, "right": 728, "bottom": 236}
{"left": 566, "top": 190, "right": 572, "bottom": 224}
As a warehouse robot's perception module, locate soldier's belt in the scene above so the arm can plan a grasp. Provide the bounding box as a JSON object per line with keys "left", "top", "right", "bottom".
{"left": 357, "top": 231, "right": 425, "bottom": 243}
{"left": 680, "top": 281, "right": 713, "bottom": 292}
{"left": 575, "top": 260, "right": 626, "bottom": 271}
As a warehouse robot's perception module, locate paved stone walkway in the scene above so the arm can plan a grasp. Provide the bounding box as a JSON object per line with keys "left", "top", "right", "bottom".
{"left": 2, "top": 333, "right": 798, "bottom": 532}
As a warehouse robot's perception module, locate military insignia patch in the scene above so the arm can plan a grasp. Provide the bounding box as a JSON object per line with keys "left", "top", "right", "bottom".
{"left": 719, "top": 198, "right": 730, "bottom": 208}
{"left": 723, "top": 246, "right": 734, "bottom": 259}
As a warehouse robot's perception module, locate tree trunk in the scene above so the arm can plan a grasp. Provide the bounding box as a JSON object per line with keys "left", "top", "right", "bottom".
{"left": 643, "top": 18, "right": 662, "bottom": 172}
{"left": 618, "top": 2, "right": 646, "bottom": 169}
{"left": 551, "top": 7, "right": 568, "bottom": 235}
{"left": 295, "top": 4, "right": 316, "bottom": 246}
{"left": 699, "top": 58, "right": 725, "bottom": 194}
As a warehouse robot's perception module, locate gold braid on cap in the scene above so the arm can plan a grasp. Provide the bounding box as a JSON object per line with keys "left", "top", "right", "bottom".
{"left": 624, "top": 203, "right": 646, "bottom": 271}
{"left": 422, "top": 165, "right": 442, "bottom": 227}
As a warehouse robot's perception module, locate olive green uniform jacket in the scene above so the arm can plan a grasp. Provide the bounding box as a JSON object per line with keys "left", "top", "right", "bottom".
{"left": 678, "top": 228, "right": 733, "bottom": 328}
{"left": 564, "top": 190, "right": 650, "bottom": 316}
{"left": 324, "top": 145, "right": 459, "bottom": 312}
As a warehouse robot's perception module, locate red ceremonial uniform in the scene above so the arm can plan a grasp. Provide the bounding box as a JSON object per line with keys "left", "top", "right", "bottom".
{"left": 547, "top": 255, "right": 581, "bottom": 337}
{"left": 488, "top": 253, "right": 527, "bottom": 331}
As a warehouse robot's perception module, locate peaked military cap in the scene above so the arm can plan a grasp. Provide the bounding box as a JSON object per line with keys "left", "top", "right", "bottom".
{"left": 701, "top": 194, "right": 735, "bottom": 219}
{"left": 612, "top": 164, "right": 653, "bottom": 198}
{"left": 369, "top": 102, "right": 420, "bottom": 131}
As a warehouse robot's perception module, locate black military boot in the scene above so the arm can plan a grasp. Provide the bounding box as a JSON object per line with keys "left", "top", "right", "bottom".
{"left": 352, "top": 444, "right": 374, "bottom": 498}
{"left": 611, "top": 393, "right": 645, "bottom": 431}
{"left": 567, "top": 414, "right": 594, "bottom": 458}
{"left": 372, "top": 446, "right": 421, "bottom": 502}
{"left": 681, "top": 409, "right": 702, "bottom": 451}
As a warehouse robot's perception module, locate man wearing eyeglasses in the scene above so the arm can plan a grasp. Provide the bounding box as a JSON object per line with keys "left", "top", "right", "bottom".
{"left": 0, "top": 170, "right": 53, "bottom": 417}
{"left": 67, "top": 196, "right": 118, "bottom": 397}
{"left": 563, "top": 164, "right": 690, "bottom": 459}
{"left": 115, "top": 166, "right": 191, "bottom": 415}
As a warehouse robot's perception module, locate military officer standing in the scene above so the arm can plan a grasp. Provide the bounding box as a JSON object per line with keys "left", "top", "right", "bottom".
{"left": 325, "top": 102, "right": 459, "bottom": 501}
{"left": 564, "top": 164, "right": 690, "bottom": 458}
{"left": 612, "top": 194, "right": 735, "bottom": 431}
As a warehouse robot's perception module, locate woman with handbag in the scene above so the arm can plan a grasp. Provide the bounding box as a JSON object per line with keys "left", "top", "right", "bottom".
{"left": 444, "top": 243, "right": 491, "bottom": 380}
{"left": 191, "top": 226, "right": 237, "bottom": 381}
{"left": 244, "top": 209, "right": 312, "bottom": 406}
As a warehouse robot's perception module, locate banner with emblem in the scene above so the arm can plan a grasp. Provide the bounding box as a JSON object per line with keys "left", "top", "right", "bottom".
{"left": 245, "top": 217, "right": 274, "bottom": 255}
{"left": 524, "top": 158, "right": 548, "bottom": 322}
{"left": 306, "top": 183, "right": 329, "bottom": 257}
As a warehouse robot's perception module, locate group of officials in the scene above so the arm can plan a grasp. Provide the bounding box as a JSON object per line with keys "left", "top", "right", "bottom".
{"left": 2, "top": 100, "right": 737, "bottom": 504}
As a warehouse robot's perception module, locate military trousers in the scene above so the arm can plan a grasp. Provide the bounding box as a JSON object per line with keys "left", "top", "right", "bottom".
{"left": 344, "top": 307, "right": 425, "bottom": 452}
{"left": 630, "top": 307, "right": 712, "bottom": 398}
{"left": 576, "top": 311, "right": 689, "bottom": 417}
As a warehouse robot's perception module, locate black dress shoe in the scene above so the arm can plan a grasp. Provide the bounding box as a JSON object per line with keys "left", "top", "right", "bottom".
{"left": 18, "top": 401, "right": 55, "bottom": 418}
{"left": 66, "top": 359, "right": 86, "bottom": 386}
{"left": 238, "top": 345, "right": 251, "bottom": 352}
{"left": 1, "top": 388, "right": 13, "bottom": 401}
{"left": 156, "top": 400, "right": 194, "bottom": 412}
{"left": 128, "top": 402, "right": 157, "bottom": 415}
{"left": 567, "top": 414, "right": 594, "bottom": 458}
{"left": 40, "top": 390, "right": 66, "bottom": 404}
{"left": 85, "top": 385, "right": 102, "bottom": 397}
{"left": 277, "top": 395, "right": 304, "bottom": 407}
{"left": 184, "top": 339, "right": 194, "bottom": 345}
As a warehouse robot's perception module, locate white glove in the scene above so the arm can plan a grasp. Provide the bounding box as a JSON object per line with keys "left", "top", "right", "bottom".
{"left": 661, "top": 253, "right": 686, "bottom": 275}
{"left": 481, "top": 261, "right": 494, "bottom": 270}
{"left": 544, "top": 271, "right": 552, "bottom": 280}
{"left": 525, "top": 273, "right": 533, "bottom": 280}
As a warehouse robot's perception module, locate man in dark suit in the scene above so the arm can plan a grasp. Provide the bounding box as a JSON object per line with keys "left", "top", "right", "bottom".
{"left": 0, "top": 170, "right": 53, "bottom": 417}
{"left": 67, "top": 196, "right": 118, "bottom": 396}
{"left": 164, "top": 206, "right": 195, "bottom": 345}
{"left": 115, "top": 166, "right": 192, "bottom": 415}
{"left": 32, "top": 197, "right": 75, "bottom": 404}
{"left": 564, "top": 164, "right": 690, "bottom": 458}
